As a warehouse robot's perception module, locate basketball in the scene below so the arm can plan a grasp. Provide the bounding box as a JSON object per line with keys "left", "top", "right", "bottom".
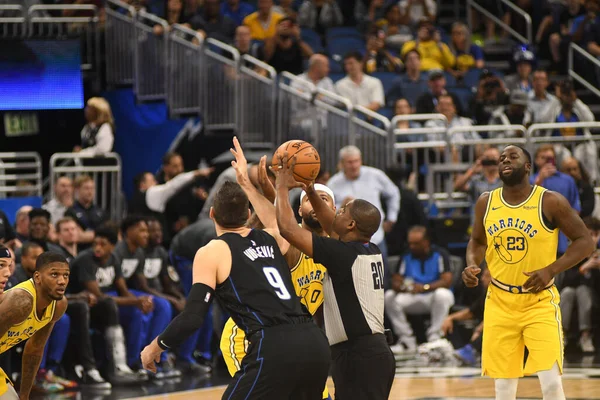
{"left": 272, "top": 140, "right": 321, "bottom": 185}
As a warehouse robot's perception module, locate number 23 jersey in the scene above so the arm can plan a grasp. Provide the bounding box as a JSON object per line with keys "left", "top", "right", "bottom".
{"left": 484, "top": 185, "right": 558, "bottom": 286}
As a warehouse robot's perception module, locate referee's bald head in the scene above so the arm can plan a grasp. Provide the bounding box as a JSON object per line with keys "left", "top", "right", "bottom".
{"left": 347, "top": 199, "right": 381, "bottom": 241}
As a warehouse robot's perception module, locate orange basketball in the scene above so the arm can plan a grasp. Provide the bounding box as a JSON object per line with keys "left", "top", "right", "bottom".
{"left": 272, "top": 140, "right": 321, "bottom": 185}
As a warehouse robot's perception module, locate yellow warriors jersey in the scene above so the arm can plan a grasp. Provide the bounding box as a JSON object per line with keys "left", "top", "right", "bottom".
{"left": 484, "top": 185, "right": 559, "bottom": 286}
{"left": 0, "top": 279, "right": 56, "bottom": 354}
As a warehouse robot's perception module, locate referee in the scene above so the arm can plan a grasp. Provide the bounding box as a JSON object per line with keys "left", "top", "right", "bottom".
{"left": 274, "top": 156, "right": 395, "bottom": 400}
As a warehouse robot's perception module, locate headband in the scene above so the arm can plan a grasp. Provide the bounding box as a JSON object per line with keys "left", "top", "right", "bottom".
{"left": 300, "top": 184, "right": 335, "bottom": 204}
{"left": 0, "top": 247, "right": 10, "bottom": 259}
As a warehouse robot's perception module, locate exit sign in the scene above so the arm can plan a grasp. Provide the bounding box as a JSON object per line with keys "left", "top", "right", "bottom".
{"left": 4, "top": 113, "right": 39, "bottom": 137}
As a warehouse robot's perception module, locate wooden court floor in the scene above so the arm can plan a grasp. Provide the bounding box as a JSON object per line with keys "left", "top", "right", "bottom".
{"left": 126, "top": 376, "right": 600, "bottom": 399}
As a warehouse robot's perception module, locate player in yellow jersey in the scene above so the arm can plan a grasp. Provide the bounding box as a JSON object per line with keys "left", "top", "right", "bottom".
{"left": 464, "top": 145, "right": 594, "bottom": 400}
{"left": 0, "top": 248, "right": 68, "bottom": 400}
{"left": 219, "top": 142, "right": 334, "bottom": 400}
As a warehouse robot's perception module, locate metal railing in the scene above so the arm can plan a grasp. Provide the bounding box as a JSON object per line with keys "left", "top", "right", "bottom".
{"left": 49, "top": 153, "right": 124, "bottom": 220}
{"left": 276, "top": 72, "right": 319, "bottom": 148}
{"left": 106, "top": 0, "right": 136, "bottom": 86}
{"left": 466, "top": 0, "right": 531, "bottom": 44}
{"left": 167, "top": 24, "right": 204, "bottom": 116}
{"left": 569, "top": 43, "right": 600, "bottom": 99}
{"left": 0, "top": 5, "right": 25, "bottom": 37}
{"left": 351, "top": 106, "right": 391, "bottom": 171}
{"left": 0, "top": 152, "right": 42, "bottom": 199}
{"left": 133, "top": 10, "right": 168, "bottom": 101}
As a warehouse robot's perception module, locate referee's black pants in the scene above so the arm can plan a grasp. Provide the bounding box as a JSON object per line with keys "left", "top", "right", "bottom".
{"left": 330, "top": 334, "right": 395, "bottom": 400}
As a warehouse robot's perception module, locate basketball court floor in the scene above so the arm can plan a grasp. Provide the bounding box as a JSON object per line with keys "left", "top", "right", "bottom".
{"left": 28, "top": 354, "right": 600, "bottom": 400}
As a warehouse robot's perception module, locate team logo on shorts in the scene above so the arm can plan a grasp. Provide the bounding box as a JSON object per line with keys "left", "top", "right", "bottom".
{"left": 493, "top": 229, "right": 529, "bottom": 264}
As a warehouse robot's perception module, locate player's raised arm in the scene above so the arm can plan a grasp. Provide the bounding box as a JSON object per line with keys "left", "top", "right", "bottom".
{"left": 523, "top": 191, "right": 595, "bottom": 292}
{"left": 141, "top": 241, "right": 223, "bottom": 373}
{"left": 305, "top": 183, "right": 338, "bottom": 240}
{"left": 274, "top": 154, "right": 315, "bottom": 258}
{"left": 464, "top": 192, "right": 490, "bottom": 287}
{"left": 20, "top": 297, "right": 67, "bottom": 399}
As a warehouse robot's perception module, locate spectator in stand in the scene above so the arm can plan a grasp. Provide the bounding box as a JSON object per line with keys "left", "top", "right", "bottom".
{"left": 243, "top": 0, "right": 284, "bottom": 40}
{"left": 548, "top": 0, "right": 585, "bottom": 72}
{"left": 335, "top": 51, "right": 385, "bottom": 111}
{"left": 454, "top": 147, "right": 502, "bottom": 208}
{"left": 468, "top": 69, "right": 508, "bottom": 127}
{"left": 190, "top": 0, "right": 237, "bottom": 42}
{"left": 0, "top": 210, "right": 17, "bottom": 249}
{"left": 43, "top": 177, "right": 74, "bottom": 225}
{"left": 355, "top": 0, "right": 386, "bottom": 32}
{"left": 375, "top": 3, "right": 413, "bottom": 51}
{"left": 399, "top": 0, "right": 437, "bottom": 28}
{"left": 65, "top": 175, "right": 108, "bottom": 247}
{"left": 393, "top": 98, "right": 423, "bottom": 143}
{"left": 504, "top": 49, "right": 535, "bottom": 93}
{"left": 539, "top": 80, "right": 598, "bottom": 184}
{"left": 233, "top": 25, "right": 260, "bottom": 58}
{"left": 327, "top": 145, "right": 400, "bottom": 283}
{"left": 448, "top": 22, "right": 484, "bottom": 81}
{"left": 528, "top": 69, "right": 558, "bottom": 123}
{"left": 532, "top": 145, "right": 581, "bottom": 257}
{"left": 385, "top": 226, "right": 454, "bottom": 352}
{"left": 73, "top": 97, "right": 114, "bottom": 156}
{"left": 386, "top": 49, "right": 428, "bottom": 108}
{"left": 298, "top": 0, "right": 343, "bottom": 37}
{"left": 68, "top": 225, "right": 148, "bottom": 384}
{"left": 56, "top": 217, "right": 79, "bottom": 261}
{"left": 570, "top": 0, "right": 600, "bottom": 48}
{"left": 415, "top": 70, "right": 464, "bottom": 115}
{"left": 22, "top": 209, "right": 65, "bottom": 256}
{"left": 14, "top": 206, "right": 32, "bottom": 243}
{"left": 488, "top": 90, "right": 532, "bottom": 139}
{"left": 559, "top": 216, "right": 599, "bottom": 354}
{"left": 220, "top": 0, "right": 255, "bottom": 26}
{"left": 363, "top": 27, "right": 403, "bottom": 74}
{"left": 401, "top": 18, "right": 455, "bottom": 72}
{"left": 562, "top": 157, "right": 596, "bottom": 218}
{"left": 152, "top": 0, "right": 190, "bottom": 36}
{"left": 294, "top": 53, "right": 335, "bottom": 91}
{"left": 260, "top": 17, "right": 313, "bottom": 74}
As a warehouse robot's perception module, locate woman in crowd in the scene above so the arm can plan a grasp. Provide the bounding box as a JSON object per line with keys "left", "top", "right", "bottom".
{"left": 73, "top": 97, "right": 115, "bottom": 156}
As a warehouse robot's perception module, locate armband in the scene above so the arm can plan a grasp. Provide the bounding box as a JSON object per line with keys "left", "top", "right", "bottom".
{"left": 157, "top": 283, "right": 215, "bottom": 350}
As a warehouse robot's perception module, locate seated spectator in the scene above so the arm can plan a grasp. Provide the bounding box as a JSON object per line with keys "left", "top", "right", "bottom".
{"left": 559, "top": 216, "right": 599, "bottom": 353}
{"left": 293, "top": 53, "right": 336, "bottom": 91}
{"left": 335, "top": 51, "right": 385, "bottom": 111}
{"left": 73, "top": 98, "right": 114, "bottom": 156}
{"left": 448, "top": 22, "right": 484, "bottom": 81}
{"left": 401, "top": 18, "right": 455, "bottom": 72}
{"left": 548, "top": 0, "right": 585, "bottom": 72}
{"left": 570, "top": 0, "right": 600, "bottom": 49}
{"left": 355, "top": 0, "right": 386, "bottom": 32}
{"left": 528, "top": 69, "right": 558, "bottom": 123}
{"left": 0, "top": 210, "right": 17, "bottom": 250}
{"left": 386, "top": 49, "right": 428, "bottom": 108}
{"left": 532, "top": 145, "right": 581, "bottom": 256}
{"left": 562, "top": 157, "right": 596, "bottom": 218}
{"left": 504, "top": 49, "right": 535, "bottom": 93}
{"left": 190, "top": 0, "right": 237, "bottom": 43}
{"left": 415, "top": 70, "right": 464, "bottom": 115}
{"left": 56, "top": 217, "right": 80, "bottom": 261}
{"left": 468, "top": 69, "right": 508, "bottom": 126}
{"left": 221, "top": 0, "right": 255, "bottom": 26}
{"left": 259, "top": 17, "right": 314, "bottom": 74}
{"left": 152, "top": 0, "right": 191, "bottom": 36}
{"left": 393, "top": 98, "right": 423, "bottom": 143}
{"left": 398, "top": 0, "right": 437, "bottom": 28}
{"left": 233, "top": 25, "right": 261, "bottom": 58}
{"left": 454, "top": 147, "right": 502, "bottom": 209}
{"left": 385, "top": 226, "right": 454, "bottom": 352}
{"left": 375, "top": 3, "right": 413, "bottom": 51}
{"left": 14, "top": 206, "right": 32, "bottom": 243}
{"left": 243, "top": 0, "right": 284, "bottom": 40}
{"left": 488, "top": 90, "right": 532, "bottom": 139}
{"left": 364, "top": 28, "right": 403, "bottom": 74}
{"left": 43, "top": 177, "right": 74, "bottom": 225}
{"left": 298, "top": 0, "right": 344, "bottom": 37}
{"left": 65, "top": 175, "right": 108, "bottom": 246}
{"left": 22, "top": 209, "right": 65, "bottom": 255}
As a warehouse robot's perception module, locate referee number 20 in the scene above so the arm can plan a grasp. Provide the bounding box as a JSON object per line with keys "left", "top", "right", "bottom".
{"left": 371, "top": 262, "right": 384, "bottom": 290}
{"left": 263, "top": 267, "right": 292, "bottom": 300}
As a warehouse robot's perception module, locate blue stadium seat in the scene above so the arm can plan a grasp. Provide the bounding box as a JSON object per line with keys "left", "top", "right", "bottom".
{"left": 326, "top": 37, "right": 366, "bottom": 60}
{"left": 451, "top": 87, "right": 475, "bottom": 112}
{"left": 371, "top": 72, "right": 397, "bottom": 92}
{"left": 378, "top": 107, "right": 394, "bottom": 120}
{"left": 463, "top": 68, "right": 505, "bottom": 88}
{"left": 326, "top": 27, "right": 363, "bottom": 41}
{"left": 329, "top": 59, "right": 344, "bottom": 74}
{"left": 444, "top": 71, "right": 457, "bottom": 88}
{"left": 301, "top": 28, "right": 324, "bottom": 53}
{"left": 329, "top": 72, "right": 345, "bottom": 83}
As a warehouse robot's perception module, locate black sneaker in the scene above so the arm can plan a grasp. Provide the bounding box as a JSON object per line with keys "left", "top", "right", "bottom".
{"left": 82, "top": 369, "right": 112, "bottom": 389}
{"left": 177, "top": 360, "right": 212, "bottom": 375}
{"left": 154, "top": 362, "right": 182, "bottom": 380}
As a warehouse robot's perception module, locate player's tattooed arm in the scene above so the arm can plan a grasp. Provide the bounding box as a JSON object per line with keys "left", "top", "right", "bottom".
{"left": 0, "top": 289, "right": 33, "bottom": 341}
{"left": 464, "top": 192, "right": 490, "bottom": 287}
{"left": 20, "top": 298, "right": 68, "bottom": 399}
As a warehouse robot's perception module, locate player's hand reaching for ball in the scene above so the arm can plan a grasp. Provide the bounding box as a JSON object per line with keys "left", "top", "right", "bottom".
{"left": 258, "top": 155, "right": 276, "bottom": 203}
{"left": 462, "top": 266, "right": 481, "bottom": 287}
{"left": 272, "top": 153, "right": 305, "bottom": 190}
{"left": 523, "top": 267, "right": 554, "bottom": 293}
{"left": 230, "top": 136, "right": 251, "bottom": 187}
{"left": 141, "top": 338, "right": 163, "bottom": 374}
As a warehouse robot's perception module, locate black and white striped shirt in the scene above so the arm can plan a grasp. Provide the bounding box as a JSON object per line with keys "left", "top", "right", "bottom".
{"left": 312, "top": 234, "right": 385, "bottom": 345}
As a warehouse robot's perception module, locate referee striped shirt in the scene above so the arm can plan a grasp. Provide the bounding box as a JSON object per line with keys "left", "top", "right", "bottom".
{"left": 312, "top": 233, "right": 385, "bottom": 345}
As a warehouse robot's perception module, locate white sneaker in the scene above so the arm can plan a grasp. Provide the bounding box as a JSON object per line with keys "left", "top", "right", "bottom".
{"left": 580, "top": 335, "right": 595, "bottom": 353}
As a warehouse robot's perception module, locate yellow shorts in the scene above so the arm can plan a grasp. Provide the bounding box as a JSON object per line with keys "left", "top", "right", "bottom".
{"left": 482, "top": 284, "right": 564, "bottom": 379}
{"left": 220, "top": 318, "right": 330, "bottom": 399}
{"left": 0, "top": 367, "right": 13, "bottom": 397}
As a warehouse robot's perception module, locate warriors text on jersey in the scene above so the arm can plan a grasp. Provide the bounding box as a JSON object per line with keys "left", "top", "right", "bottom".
{"left": 483, "top": 185, "right": 559, "bottom": 286}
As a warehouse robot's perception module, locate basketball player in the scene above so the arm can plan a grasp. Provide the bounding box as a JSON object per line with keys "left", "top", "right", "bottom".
{"left": 220, "top": 140, "right": 334, "bottom": 400}
{"left": 464, "top": 145, "right": 594, "bottom": 400}
{"left": 141, "top": 150, "right": 330, "bottom": 398}
{"left": 0, "top": 247, "right": 69, "bottom": 400}
{"left": 274, "top": 154, "right": 395, "bottom": 399}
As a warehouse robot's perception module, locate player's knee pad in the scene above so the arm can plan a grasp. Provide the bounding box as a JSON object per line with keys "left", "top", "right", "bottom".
{"left": 494, "top": 378, "right": 518, "bottom": 400}
{"left": 538, "top": 363, "right": 565, "bottom": 400}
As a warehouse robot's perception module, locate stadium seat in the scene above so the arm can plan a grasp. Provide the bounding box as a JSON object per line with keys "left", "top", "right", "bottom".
{"left": 301, "top": 28, "right": 324, "bottom": 53}
{"left": 378, "top": 107, "right": 394, "bottom": 120}
{"left": 326, "top": 27, "right": 363, "bottom": 41}
{"left": 443, "top": 71, "right": 457, "bottom": 88}
{"left": 371, "top": 72, "right": 398, "bottom": 93}
{"left": 451, "top": 87, "right": 475, "bottom": 114}
{"left": 329, "top": 72, "right": 345, "bottom": 83}
{"left": 327, "top": 37, "right": 366, "bottom": 61}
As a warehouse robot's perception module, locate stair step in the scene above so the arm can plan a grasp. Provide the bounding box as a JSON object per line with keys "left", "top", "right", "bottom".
{"left": 486, "top": 60, "right": 511, "bottom": 71}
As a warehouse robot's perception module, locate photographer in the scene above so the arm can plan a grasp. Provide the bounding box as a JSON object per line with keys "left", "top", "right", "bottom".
{"left": 260, "top": 17, "right": 314, "bottom": 75}
{"left": 400, "top": 18, "right": 455, "bottom": 71}
{"left": 363, "top": 28, "right": 403, "bottom": 73}
{"left": 468, "top": 69, "right": 508, "bottom": 131}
